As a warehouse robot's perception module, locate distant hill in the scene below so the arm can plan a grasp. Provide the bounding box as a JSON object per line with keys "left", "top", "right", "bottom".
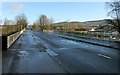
{"left": 81, "top": 19, "right": 111, "bottom": 26}
{"left": 53, "top": 21, "right": 86, "bottom": 26}
{"left": 53, "top": 19, "right": 111, "bottom": 26}
{"left": 53, "top": 21, "right": 89, "bottom": 31}
{"left": 53, "top": 19, "right": 114, "bottom": 32}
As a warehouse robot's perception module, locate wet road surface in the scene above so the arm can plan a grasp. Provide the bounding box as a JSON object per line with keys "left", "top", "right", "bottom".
{"left": 31, "top": 30, "right": 119, "bottom": 73}
{"left": 2, "top": 30, "right": 66, "bottom": 73}
{"left": 2, "top": 30, "right": 119, "bottom": 73}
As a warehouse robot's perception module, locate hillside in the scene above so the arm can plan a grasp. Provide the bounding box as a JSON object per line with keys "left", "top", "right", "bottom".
{"left": 81, "top": 19, "right": 111, "bottom": 26}
{"left": 53, "top": 19, "right": 114, "bottom": 32}
{"left": 54, "top": 19, "right": 111, "bottom": 26}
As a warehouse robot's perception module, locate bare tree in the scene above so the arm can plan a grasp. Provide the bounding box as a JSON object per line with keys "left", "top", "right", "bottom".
{"left": 48, "top": 17, "right": 54, "bottom": 25}
{"left": 15, "top": 14, "right": 28, "bottom": 31}
{"left": 35, "top": 14, "right": 54, "bottom": 31}
{"left": 48, "top": 17, "right": 54, "bottom": 30}
{"left": 38, "top": 14, "right": 49, "bottom": 31}
{"left": 39, "top": 14, "right": 48, "bottom": 26}
{"left": 106, "top": 0, "right": 120, "bottom": 33}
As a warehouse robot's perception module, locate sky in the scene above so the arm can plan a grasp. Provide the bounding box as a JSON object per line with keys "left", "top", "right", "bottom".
{"left": 2, "top": 2, "right": 111, "bottom": 24}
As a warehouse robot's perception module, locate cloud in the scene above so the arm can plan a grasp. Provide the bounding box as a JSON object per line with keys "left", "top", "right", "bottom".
{"left": 11, "top": 2, "right": 24, "bottom": 14}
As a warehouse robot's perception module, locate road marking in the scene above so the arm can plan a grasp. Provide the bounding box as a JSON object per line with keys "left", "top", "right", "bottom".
{"left": 98, "top": 54, "right": 111, "bottom": 59}
{"left": 37, "top": 41, "right": 40, "bottom": 43}
{"left": 46, "top": 49, "right": 58, "bottom": 56}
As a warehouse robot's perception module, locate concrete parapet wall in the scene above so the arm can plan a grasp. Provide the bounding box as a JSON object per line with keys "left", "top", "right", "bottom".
{"left": 2, "top": 29, "right": 25, "bottom": 50}
{"left": 7, "top": 29, "right": 25, "bottom": 48}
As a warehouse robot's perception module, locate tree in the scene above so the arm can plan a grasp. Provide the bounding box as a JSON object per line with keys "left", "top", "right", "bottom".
{"left": 15, "top": 14, "right": 28, "bottom": 31}
{"left": 48, "top": 17, "right": 54, "bottom": 25}
{"left": 48, "top": 17, "right": 54, "bottom": 30}
{"left": 32, "top": 23, "right": 36, "bottom": 29}
{"left": 39, "top": 14, "right": 48, "bottom": 26}
{"left": 106, "top": 0, "right": 120, "bottom": 33}
{"left": 39, "top": 14, "right": 50, "bottom": 31}
{"left": 35, "top": 14, "right": 54, "bottom": 31}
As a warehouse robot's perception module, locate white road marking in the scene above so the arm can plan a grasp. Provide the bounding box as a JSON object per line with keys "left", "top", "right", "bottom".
{"left": 37, "top": 41, "right": 40, "bottom": 43}
{"left": 98, "top": 54, "right": 112, "bottom": 59}
{"left": 46, "top": 49, "right": 58, "bottom": 56}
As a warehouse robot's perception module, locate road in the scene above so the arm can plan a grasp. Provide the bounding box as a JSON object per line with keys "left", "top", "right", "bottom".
{"left": 2, "top": 30, "right": 119, "bottom": 74}
{"left": 2, "top": 30, "right": 66, "bottom": 73}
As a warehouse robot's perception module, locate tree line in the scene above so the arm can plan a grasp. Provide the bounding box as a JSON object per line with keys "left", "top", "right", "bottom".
{"left": 31, "top": 14, "right": 54, "bottom": 31}
{"left": 31, "top": 0, "right": 120, "bottom": 34}
{"left": 2, "top": 14, "right": 28, "bottom": 36}
{"left": 2, "top": 0, "right": 120, "bottom": 36}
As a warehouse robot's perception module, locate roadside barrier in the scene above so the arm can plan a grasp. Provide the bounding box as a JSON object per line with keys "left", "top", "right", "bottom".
{"left": 2, "top": 29, "right": 25, "bottom": 51}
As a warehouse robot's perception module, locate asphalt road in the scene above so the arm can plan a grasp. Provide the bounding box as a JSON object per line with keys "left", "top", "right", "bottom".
{"left": 31, "top": 30, "right": 119, "bottom": 73}
{"left": 2, "top": 30, "right": 66, "bottom": 73}
{"left": 2, "top": 30, "right": 119, "bottom": 74}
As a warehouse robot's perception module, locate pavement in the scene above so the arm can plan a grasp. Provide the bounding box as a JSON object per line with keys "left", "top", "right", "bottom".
{"left": 2, "top": 30, "right": 119, "bottom": 74}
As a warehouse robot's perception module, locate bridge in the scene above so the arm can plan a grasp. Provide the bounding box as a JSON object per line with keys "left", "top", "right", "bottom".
{"left": 1, "top": 29, "right": 120, "bottom": 74}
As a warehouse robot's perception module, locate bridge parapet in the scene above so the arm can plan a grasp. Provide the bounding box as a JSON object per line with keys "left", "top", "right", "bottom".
{"left": 2, "top": 29, "right": 25, "bottom": 51}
